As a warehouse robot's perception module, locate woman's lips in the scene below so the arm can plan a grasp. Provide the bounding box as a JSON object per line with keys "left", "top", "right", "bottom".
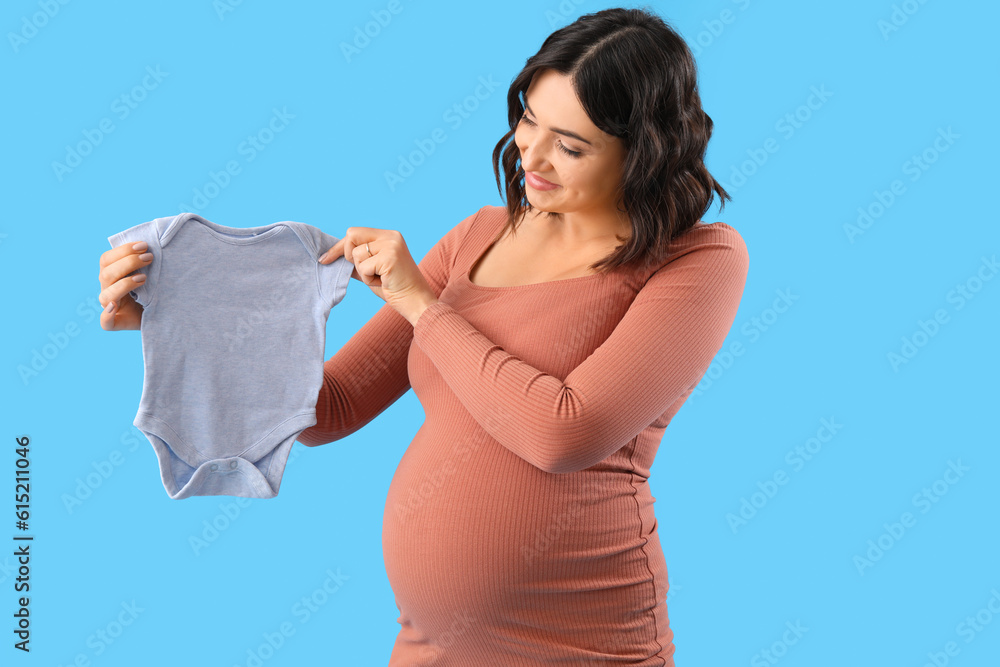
{"left": 525, "top": 171, "right": 559, "bottom": 190}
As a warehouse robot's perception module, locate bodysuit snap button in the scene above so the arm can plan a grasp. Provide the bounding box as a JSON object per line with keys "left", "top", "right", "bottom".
{"left": 210, "top": 464, "right": 219, "bottom": 471}
{"left": 230, "top": 460, "right": 238, "bottom": 469}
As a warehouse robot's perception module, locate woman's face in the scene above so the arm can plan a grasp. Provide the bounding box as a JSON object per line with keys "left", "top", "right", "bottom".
{"left": 514, "top": 68, "right": 626, "bottom": 220}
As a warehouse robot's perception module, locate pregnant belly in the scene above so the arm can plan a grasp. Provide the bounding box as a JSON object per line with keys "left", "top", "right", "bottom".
{"left": 381, "top": 422, "right": 669, "bottom": 650}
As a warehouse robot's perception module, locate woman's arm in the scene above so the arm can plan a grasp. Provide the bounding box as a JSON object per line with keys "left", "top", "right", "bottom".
{"left": 297, "top": 206, "right": 483, "bottom": 446}
{"left": 410, "top": 222, "right": 750, "bottom": 473}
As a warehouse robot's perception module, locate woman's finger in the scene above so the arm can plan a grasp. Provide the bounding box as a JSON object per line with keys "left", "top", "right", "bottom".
{"left": 319, "top": 238, "right": 344, "bottom": 264}
{"left": 98, "top": 273, "right": 146, "bottom": 311}
{"left": 99, "top": 298, "right": 119, "bottom": 330}
{"left": 320, "top": 227, "right": 382, "bottom": 264}
{"left": 100, "top": 241, "right": 147, "bottom": 269}
{"left": 99, "top": 244, "right": 153, "bottom": 289}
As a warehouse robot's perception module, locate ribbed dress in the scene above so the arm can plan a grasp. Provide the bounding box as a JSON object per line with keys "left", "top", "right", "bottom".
{"left": 298, "top": 204, "right": 749, "bottom": 666}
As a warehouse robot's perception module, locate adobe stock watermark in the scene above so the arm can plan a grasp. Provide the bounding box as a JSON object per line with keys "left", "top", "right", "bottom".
{"left": 853, "top": 459, "right": 969, "bottom": 576}
{"left": 222, "top": 269, "right": 301, "bottom": 352}
{"left": 340, "top": 0, "right": 403, "bottom": 63}
{"left": 665, "top": 576, "right": 681, "bottom": 602}
{"left": 0, "top": 555, "right": 16, "bottom": 587}
{"left": 751, "top": 620, "right": 808, "bottom": 667}
{"left": 62, "top": 426, "right": 145, "bottom": 514}
{"left": 878, "top": 0, "right": 932, "bottom": 41}
{"left": 8, "top": 0, "right": 72, "bottom": 54}
{"left": 688, "top": 287, "right": 800, "bottom": 403}
{"left": 727, "top": 417, "right": 844, "bottom": 534}
{"left": 384, "top": 74, "right": 501, "bottom": 192}
{"left": 178, "top": 106, "right": 295, "bottom": 213}
{"left": 718, "top": 84, "right": 832, "bottom": 194}
{"left": 392, "top": 437, "right": 483, "bottom": 522}
{"left": 844, "top": 126, "right": 959, "bottom": 244}
{"left": 886, "top": 254, "right": 996, "bottom": 372}
{"left": 686, "top": 0, "right": 753, "bottom": 57}
{"left": 188, "top": 496, "right": 253, "bottom": 556}
{"left": 187, "top": 442, "right": 310, "bottom": 555}
{"left": 521, "top": 479, "right": 601, "bottom": 566}
{"left": 213, "top": 0, "right": 246, "bottom": 21}
{"left": 416, "top": 610, "right": 477, "bottom": 665}
{"left": 418, "top": 575, "right": 681, "bottom": 665}
{"left": 51, "top": 65, "right": 169, "bottom": 183}
{"left": 17, "top": 294, "right": 106, "bottom": 386}
{"left": 233, "top": 567, "right": 348, "bottom": 667}
{"left": 579, "top": 619, "right": 676, "bottom": 665}
{"left": 544, "top": 0, "right": 588, "bottom": 28}
{"left": 56, "top": 600, "right": 144, "bottom": 665}
{"left": 919, "top": 587, "right": 1000, "bottom": 667}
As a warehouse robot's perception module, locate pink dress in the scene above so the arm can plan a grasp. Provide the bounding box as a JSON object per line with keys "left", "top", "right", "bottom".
{"left": 299, "top": 204, "right": 749, "bottom": 665}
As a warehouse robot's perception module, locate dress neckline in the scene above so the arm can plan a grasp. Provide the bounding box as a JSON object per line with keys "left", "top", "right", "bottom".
{"left": 463, "top": 212, "right": 610, "bottom": 291}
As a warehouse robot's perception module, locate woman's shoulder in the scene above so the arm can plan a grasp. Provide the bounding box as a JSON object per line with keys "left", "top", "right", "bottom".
{"left": 455, "top": 204, "right": 510, "bottom": 250}
{"left": 679, "top": 219, "right": 745, "bottom": 246}
{"left": 667, "top": 220, "right": 746, "bottom": 259}
{"left": 474, "top": 204, "right": 507, "bottom": 224}
{"left": 440, "top": 204, "right": 503, "bottom": 245}
{"left": 456, "top": 204, "right": 505, "bottom": 236}
{"left": 643, "top": 220, "right": 749, "bottom": 283}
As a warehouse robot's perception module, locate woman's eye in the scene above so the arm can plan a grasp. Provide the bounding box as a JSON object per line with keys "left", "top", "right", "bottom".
{"left": 520, "top": 114, "right": 581, "bottom": 158}
{"left": 558, "top": 143, "right": 581, "bottom": 158}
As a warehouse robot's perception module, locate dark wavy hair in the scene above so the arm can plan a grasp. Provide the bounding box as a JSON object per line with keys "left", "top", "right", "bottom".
{"left": 491, "top": 6, "right": 729, "bottom": 274}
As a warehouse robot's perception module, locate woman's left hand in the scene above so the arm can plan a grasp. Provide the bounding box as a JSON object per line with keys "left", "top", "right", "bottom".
{"left": 318, "top": 227, "right": 439, "bottom": 326}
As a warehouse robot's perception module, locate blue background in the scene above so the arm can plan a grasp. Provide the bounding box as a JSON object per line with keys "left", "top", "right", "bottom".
{"left": 2, "top": 0, "right": 998, "bottom": 665}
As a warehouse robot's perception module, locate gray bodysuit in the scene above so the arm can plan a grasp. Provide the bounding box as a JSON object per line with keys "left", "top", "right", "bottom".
{"left": 107, "top": 212, "right": 354, "bottom": 499}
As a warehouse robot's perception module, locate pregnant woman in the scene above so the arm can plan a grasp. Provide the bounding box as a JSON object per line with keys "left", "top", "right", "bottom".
{"left": 98, "top": 8, "right": 748, "bottom": 665}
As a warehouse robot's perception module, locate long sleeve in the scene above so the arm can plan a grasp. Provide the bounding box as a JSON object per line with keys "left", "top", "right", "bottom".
{"left": 410, "top": 224, "right": 749, "bottom": 474}
{"left": 297, "top": 206, "right": 484, "bottom": 446}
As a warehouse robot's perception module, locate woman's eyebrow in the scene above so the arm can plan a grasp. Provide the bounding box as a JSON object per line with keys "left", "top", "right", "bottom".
{"left": 523, "top": 98, "right": 593, "bottom": 146}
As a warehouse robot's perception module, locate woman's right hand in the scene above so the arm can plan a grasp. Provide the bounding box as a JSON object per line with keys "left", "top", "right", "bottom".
{"left": 98, "top": 241, "right": 154, "bottom": 331}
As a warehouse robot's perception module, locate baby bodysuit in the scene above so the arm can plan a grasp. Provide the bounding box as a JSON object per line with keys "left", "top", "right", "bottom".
{"left": 107, "top": 212, "right": 354, "bottom": 500}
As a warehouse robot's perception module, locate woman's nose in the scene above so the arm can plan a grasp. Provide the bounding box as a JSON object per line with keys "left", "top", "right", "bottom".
{"left": 519, "top": 141, "right": 546, "bottom": 171}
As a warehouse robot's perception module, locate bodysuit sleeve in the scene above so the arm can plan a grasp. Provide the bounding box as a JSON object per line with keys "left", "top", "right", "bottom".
{"left": 410, "top": 223, "right": 750, "bottom": 474}
{"left": 313, "top": 234, "right": 357, "bottom": 310}
{"left": 107, "top": 219, "right": 163, "bottom": 308}
{"left": 297, "top": 206, "right": 484, "bottom": 446}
